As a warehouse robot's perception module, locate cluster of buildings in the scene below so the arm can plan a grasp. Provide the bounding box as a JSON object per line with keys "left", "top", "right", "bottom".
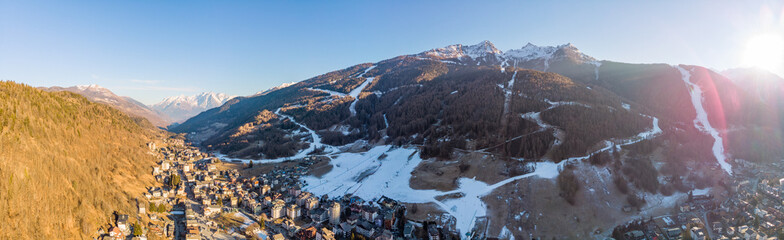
{"left": 98, "top": 137, "right": 459, "bottom": 240}
{"left": 615, "top": 160, "right": 784, "bottom": 240}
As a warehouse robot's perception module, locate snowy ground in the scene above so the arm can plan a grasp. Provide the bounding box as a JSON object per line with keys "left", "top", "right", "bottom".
{"left": 675, "top": 65, "right": 732, "bottom": 174}
{"left": 302, "top": 145, "right": 570, "bottom": 238}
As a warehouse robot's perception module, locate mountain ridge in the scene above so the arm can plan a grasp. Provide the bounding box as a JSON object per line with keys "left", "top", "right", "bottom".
{"left": 39, "top": 84, "right": 171, "bottom": 127}
{"left": 150, "top": 92, "right": 234, "bottom": 124}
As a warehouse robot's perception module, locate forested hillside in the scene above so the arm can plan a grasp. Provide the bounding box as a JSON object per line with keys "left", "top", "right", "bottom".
{"left": 173, "top": 54, "right": 652, "bottom": 162}
{"left": 172, "top": 41, "right": 784, "bottom": 168}
{"left": 0, "top": 81, "right": 163, "bottom": 239}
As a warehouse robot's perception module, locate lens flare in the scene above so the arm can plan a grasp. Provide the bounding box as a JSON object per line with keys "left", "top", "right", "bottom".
{"left": 742, "top": 33, "right": 784, "bottom": 74}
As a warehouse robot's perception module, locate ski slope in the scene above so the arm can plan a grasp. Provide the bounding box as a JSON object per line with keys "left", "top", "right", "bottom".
{"left": 676, "top": 66, "right": 732, "bottom": 174}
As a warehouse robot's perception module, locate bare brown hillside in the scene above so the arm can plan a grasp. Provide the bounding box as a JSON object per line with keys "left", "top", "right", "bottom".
{"left": 0, "top": 81, "right": 164, "bottom": 239}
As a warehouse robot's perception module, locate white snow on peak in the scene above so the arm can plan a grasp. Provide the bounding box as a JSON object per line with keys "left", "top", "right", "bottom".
{"left": 75, "top": 84, "right": 108, "bottom": 92}
{"left": 501, "top": 42, "right": 596, "bottom": 68}
{"left": 462, "top": 40, "right": 503, "bottom": 59}
{"left": 415, "top": 41, "right": 597, "bottom": 70}
{"left": 152, "top": 92, "right": 235, "bottom": 122}
{"left": 502, "top": 43, "right": 559, "bottom": 62}
{"left": 418, "top": 40, "right": 501, "bottom": 60}
{"left": 154, "top": 92, "right": 233, "bottom": 109}
{"left": 254, "top": 82, "right": 296, "bottom": 96}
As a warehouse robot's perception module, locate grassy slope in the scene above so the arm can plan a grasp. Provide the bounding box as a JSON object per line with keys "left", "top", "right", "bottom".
{"left": 0, "top": 81, "right": 161, "bottom": 239}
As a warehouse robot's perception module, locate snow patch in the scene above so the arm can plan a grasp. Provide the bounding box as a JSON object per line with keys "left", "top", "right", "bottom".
{"left": 592, "top": 61, "right": 602, "bottom": 81}
{"left": 307, "top": 88, "right": 348, "bottom": 98}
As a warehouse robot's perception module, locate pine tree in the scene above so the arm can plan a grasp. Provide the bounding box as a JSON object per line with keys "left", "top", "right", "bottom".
{"left": 132, "top": 223, "right": 143, "bottom": 236}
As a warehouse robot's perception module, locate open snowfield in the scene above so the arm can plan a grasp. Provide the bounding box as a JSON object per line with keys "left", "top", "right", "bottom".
{"left": 300, "top": 145, "right": 569, "bottom": 237}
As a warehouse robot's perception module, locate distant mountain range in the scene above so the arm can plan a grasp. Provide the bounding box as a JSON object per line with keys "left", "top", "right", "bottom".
{"left": 39, "top": 84, "right": 172, "bottom": 127}
{"left": 40, "top": 85, "right": 234, "bottom": 127}
{"left": 150, "top": 92, "right": 234, "bottom": 124}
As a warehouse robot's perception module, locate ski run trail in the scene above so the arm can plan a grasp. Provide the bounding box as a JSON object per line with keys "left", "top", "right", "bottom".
{"left": 303, "top": 65, "right": 377, "bottom": 117}
{"left": 349, "top": 65, "right": 377, "bottom": 116}
{"left": 675, "top": 65, "right": 732, "bottom": 174}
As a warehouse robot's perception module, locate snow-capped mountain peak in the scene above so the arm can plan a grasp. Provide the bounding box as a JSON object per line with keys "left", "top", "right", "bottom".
{"left": 415, "top": 41, "right": 596, "bottom": 68}
{"left": 503, "top": 43, "right": 559, "bottom": 61}
{"left": 462, "top": 40, "right": 502, "bottom": 59}
{"left": 418, "top": 40, "right": 502, "bottom": 60}
{"left": 152, "top": 92, "right": 234, "bottom": 122}
{"left": 501, "top": 42, "right": 595, "bottom": 65}
{"left": 75, "top": 84, "right": 109, "bottom": 92}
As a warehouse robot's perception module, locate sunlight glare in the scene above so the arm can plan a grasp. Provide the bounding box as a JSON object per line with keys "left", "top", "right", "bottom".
{"left": 742, "top": 33, "right": 784, "bottom": 73}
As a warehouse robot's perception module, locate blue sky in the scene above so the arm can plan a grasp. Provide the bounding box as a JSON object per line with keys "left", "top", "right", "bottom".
{"left": 1, "top": 0, "right": 782, "bottom": 104}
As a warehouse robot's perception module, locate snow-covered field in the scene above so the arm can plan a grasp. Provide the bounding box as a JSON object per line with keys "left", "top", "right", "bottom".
{"left": 301, "top": 145, "right": 568, "bottom": 237}
{"left": 676, "top": 66, "right": 732, "bottom": 174}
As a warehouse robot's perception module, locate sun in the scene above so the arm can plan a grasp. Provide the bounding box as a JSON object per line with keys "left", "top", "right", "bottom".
{"left": 742, "top": 33, "right": 784, "bottom": 73}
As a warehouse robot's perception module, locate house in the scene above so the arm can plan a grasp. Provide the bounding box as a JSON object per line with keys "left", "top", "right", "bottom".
{"left": 320, "top": 228, "right": 336, "bottom": 240}
{"left": 272, "top": 234, "right": 286, "bottom": 240}
{"left": 336, "top": 222, "right": 354, "bottom": 238}
{"left": 427, "top": 224, "right": 440, "bottom": 240}
{"left": 116, "top": 214, "right": 129, "bottom": 232}
{"left": 404, "top": 222, "right": 414, "bottom": 238}
{"left": 108, "top": 227, "right": 124, "bottom": 240}
{"left": 356, "top": 221, "right": 375, "bottom": 238}
{"left": 624, "top": 230, "right": 645, "bottom": 240}
{"left": 680, "top": 204, "right": 692, "bottom": 212}
{"left": 204, "top": 205, "right": 221, "bottom": 216}
{"left": 271, "top": 200, "right": 286, "bottom": 219}
{"left": 689, "top": 227, "right": 706, "bottom": 240}
{"left": 665, "top": 228, "right": 681, "bottom": 239}
{"left": 287, "top": 204, "right": 301, "bottom": 219}
{"left": 743, "top": 228, "right": 757, "bottom": 240}
{"left": 295, "top": 226, "right": 317, "bottom": 240}
{"left": 376, "top": 230, "right": 394, "bottom": 240}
